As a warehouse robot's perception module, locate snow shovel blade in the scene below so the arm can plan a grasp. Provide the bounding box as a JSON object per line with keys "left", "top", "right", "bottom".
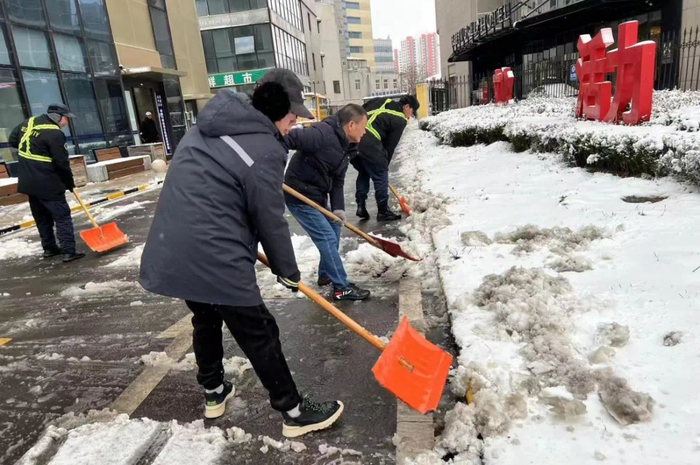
{"left": 398, "top": 197, "right": 411, "bottom": 216}
{"left": 369, "top": 234, "right": 420, "bottom": 262}
{"left": 372, "top": 317, "right": 453, "bottom": 414}
{"left": 79, "top": 222, "right": 129, "bottom": 253}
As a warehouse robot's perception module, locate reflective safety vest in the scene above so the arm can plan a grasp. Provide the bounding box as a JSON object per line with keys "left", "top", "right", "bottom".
{"left": 18, "top": 117, "right": 61, "bottom": 163}
{"left": 365, "top": 98, "right": 406, "bottom": 141}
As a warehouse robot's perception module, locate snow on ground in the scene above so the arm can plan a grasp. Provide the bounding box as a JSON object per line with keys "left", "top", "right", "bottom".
{"left": 0, "top": 238, "right": 41, "bottom": 261}
{"left": 17, "top": 409, "right": 307, "bottom": 464}
{"left": 104, "top": 245, "right": 144, "bottom": 268}
{"left": 140, "top": 351, "right": 252, "bottom": 377}
{"left": 92, "top": 201, "right": 153, "bottom": 223}
{"left": 60, "top": 280, "right": 140, "bottom": 298}
{"left": 393, "top": 123, "right": 700, "bottom": 464}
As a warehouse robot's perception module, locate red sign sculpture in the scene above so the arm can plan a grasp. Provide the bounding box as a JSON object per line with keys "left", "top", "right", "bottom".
{"left": 575, "top": 21, "right": 657, "bottom": 125}
{"left": 493, "top": 67, "right": 515, "bottom": 104}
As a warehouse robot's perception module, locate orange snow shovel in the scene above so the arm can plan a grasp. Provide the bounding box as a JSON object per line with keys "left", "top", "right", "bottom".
{"left": 73, "top": 191, "right": 129, "bottom": 253}
{"left": 389, "top": 184, "right": 411, "bottom": 217}
{"left": 283, "top": 184, "right": 419, "bottom": 262}
{"left": 258, "top": 252, "right": 452, "bottom": 414}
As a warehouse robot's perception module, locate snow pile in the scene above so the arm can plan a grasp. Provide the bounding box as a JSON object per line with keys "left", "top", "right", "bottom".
{"left": 259, "top": 435, "right": 307, "bottom": 453}
{"left": 92, "top": 200, "right": 153, "bottom": 222}
{"left": 151, "top": 420, "right": 228, "bottom": 465}
{"left": 392, "top": 124, "right": 697, "bottom": 464}
{"left": 0, "top": 238, "right": 41, "bottom": 261}
{"left": 104, "top": 245, "right": 144, "bottom": 268}
{"left": 140, "top": 352, "right": 252, "bottom": 377}
{"left": 61, "top": 280, "right": 139, "bottom": 297}
{"left": 421, "top": 90, "right": 700, "bottom": 181}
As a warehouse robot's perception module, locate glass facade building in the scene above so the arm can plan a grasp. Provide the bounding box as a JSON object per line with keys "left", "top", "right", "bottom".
{"left": 0, "top": 0, "right": 130, "bottom": 162}
{"left": 197, "top": 0, "right": 310, "bottom": 94}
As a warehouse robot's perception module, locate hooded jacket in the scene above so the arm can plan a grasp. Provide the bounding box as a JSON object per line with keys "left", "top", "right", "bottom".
{"left": 356, "top": 98, "right": 407, "bottom": 168}
{"left": 283, "top": 115, "right": 354, "bottom": 211}
{"left": 139, "top": 90, "right": 298, "bottom": 307}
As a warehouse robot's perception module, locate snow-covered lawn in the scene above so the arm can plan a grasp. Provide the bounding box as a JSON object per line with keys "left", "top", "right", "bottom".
{"left": 394, "top": 124, "right": 700, "bottom": 464}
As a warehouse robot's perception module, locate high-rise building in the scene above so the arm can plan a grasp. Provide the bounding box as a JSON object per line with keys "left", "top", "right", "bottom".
{"left": 345, "top": 0, "right": 375, "bottom": 70}
{"left": 399, "top": 36, "right": 417, "bottom": 76}
{"left": 419, "top": 32, "right": 440, "bottom": 78}
{"left": 393, "top": 48, "right": 400, "bottom": 73}
{"left": 373, "top": 38, "right": 393, "bottom": 74}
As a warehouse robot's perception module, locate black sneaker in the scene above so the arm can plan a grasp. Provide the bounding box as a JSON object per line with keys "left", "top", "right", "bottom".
{"left": 333, "top": 284, "right": 371, "bottom": 301}
{"left": 62, "top": 252, "right": 86, "bottom": 263}
{"left": 204, "top": 381, "right": 235, "bottom": 419}
{"left": 282, "top": 396, "right": 344, "bottom": 438}
{"left": 43, "top": 247, "right": 62, "bottom": 259}
{"left": 356, "top": 202, "right": 370, "bottom": 220}
{"left": 317, "top": 275, "right": 332, "bottom": 286}
{"left": 377, "top": 207, "right": 401, "bottom": 222}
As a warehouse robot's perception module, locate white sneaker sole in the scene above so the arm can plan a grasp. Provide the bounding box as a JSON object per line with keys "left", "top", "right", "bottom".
{"left": 282, "top": 401, "right": 345, "bottom": 438}
{"left": 204, "top": 387, "right": 236, "bottom": 419}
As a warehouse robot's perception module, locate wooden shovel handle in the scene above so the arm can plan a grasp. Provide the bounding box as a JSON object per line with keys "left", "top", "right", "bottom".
{"left": 282, "top": 184, "right": 381, "bottom": 249}
{"left": 257, "top": 252, "right": 387, "bottom": 352}
{"left": 73, "top": 190, "right": 100, "bottom": 229}
{"left": 388, "top": 184, "right": 402, "bottom": 202}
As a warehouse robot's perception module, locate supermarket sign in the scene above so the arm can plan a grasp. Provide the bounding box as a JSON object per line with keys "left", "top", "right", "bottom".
{"left": 207, "top": 68, "right": 271, "bottom": 88}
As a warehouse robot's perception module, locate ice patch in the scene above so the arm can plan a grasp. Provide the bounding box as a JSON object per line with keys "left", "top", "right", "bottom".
{"left": 104, "top": 245, "right": 144, "bottom": 268}
{"left": 151, "top": 420, "right": 228, "bottom": 465}
{"left": 92, "top": 201, "right": 152, "bottom": 223}
{"left": 61, "top": 280, "right": 139, "bottom": 298}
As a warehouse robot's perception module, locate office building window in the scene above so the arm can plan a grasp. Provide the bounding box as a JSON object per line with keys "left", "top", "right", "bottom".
{"left": 393, "top": 79, "right": 397, "bottom": 88}
{"left": 271, "top": 25, "right": 308, "bottom": 76}
{"left": 307, "top": 13, "right": 311, "bottom": 32}
{"left": 202, "top": 24, "right": 277, "bottom": 75}
{"left": 333, "top": 80, "right": 340, "bottom": 94}
{"left": 6, "top": 0, "right": 46, "bottom": 27}
{"left": 320, "top": 54, "right": 324, "bottom": 68}
{"left": 54, "top": 34, "right": 88, "bottom": 73}
{"left": 354, "top": 79, "right": 360, "bottom": 90}
{"left": 47, "top": 0, "right": 82, "bottom": 35}
{"left": 0, "top": 69, "right": 25, "bottom": 162}
{"left": 349, "top": 46, "right": 363, "bottom": 53}
{"left": 312, "top": 52, "right": 316, "bottom": 71}
{"left": 149, "top": 4, "right": 176, "bottom": 69}
{"left": 269, "top": 0, "right": 303, "bottom": 32}
{"left": 62, "top": 73, "right": 103, "bottom": 137}
{"left": 383, "top": 79, "right": 388, "bottom": 89}
{"left": 78, "top": 0, "right": 111, "bottom": 41}
{"left": 94, "top": 79, "right": 130, "bottom": 133}
{"left": 0, "top": 26, "right": 11, "bottom": 66}
{"left": 345, "top": 1, "right": 360, "bottom": 9}
{"left": 197, "top": 0, "right": 267, "bottom": 16}
{"left": 349, "top": 31, "right": 362, "bottom": 39}
{"left": 12, "top": 27, "right": 53, "bottom": 69}
{"left": 375, "top": 79, "right": 379, "bottom": 90}
{"left": 347, "top": 16, "right": 361, "bottom": 25}
{"left": 23, "top": 70, "right": 64, "bottom": 116}
{"left": 317, "top": 19, "right": 320, "bottom": 34}
{"left": 87, "top": 40, "right": 118, "bottom": 76}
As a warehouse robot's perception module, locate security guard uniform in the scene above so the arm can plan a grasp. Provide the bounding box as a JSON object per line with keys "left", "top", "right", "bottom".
{"left": 9, "top": 104, "right": 82, "bottom": 260}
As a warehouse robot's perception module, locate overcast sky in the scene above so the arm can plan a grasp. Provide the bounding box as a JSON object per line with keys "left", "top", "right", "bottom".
{"left": 370, "top": 0, "right": 437, "bottom": 49}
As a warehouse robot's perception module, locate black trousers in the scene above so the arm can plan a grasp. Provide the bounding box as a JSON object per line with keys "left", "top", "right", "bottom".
{"left": 351, "top": 157, "right": 389, "bottom": 207}
{"left": 185, "top": 301, "right": 301, "bottom": 412}
{"left": 28, "top": 196, "right": 76, "bottom": 254}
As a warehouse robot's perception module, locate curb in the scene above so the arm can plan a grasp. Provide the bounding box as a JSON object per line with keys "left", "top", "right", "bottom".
{"left": 0, "top": 180, "right": 164, "bottom": 237}
{"left": 395, "top": 278, "right": 435, "bottom": 464}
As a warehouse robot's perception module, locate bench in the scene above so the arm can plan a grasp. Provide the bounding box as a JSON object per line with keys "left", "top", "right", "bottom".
{"left": 86, "top": 155, "right": 151, "bottom": 183}
{"left": 0, "top": 163, "right": 8, "bottom": 179}
{"left": 0, "top": 177, "right": 26, "bottom": 206}
{"left": 94, "top": 147, "right": 123, "bottom": 162}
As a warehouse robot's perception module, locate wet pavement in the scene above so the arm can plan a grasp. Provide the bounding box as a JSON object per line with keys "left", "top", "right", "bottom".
{"left": 0, "top": 169, "right": 414, "bottom": 464}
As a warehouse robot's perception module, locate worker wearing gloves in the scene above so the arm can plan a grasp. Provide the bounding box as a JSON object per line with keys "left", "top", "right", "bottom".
{"left": 9, "top": 103, "right": 85, "bottom": 263}
{"left": 139, "top": 69, "right": 343, "bottom": 438}
{"left": 352, "top": 95, "right": 419, "bottom": 221}
{"left": 284, "top": 104, "right": 370, "bottom": 302}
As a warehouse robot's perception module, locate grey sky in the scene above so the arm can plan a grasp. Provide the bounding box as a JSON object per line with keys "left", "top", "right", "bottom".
{"left": 370, "top": 0, "right": 437, "bottom": 49}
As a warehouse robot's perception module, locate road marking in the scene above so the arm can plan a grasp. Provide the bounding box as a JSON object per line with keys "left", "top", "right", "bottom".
{"left": 0, "top": 338, "right": 11, "bottom": 346}
{"left": 157, "top": 314, "right": 192, "bottom": 339}
{"left": 110, "top": 328, "right": 192, "bottom": 416}
{"left": 138, "top": 185, "right": 149, "bottom": 191}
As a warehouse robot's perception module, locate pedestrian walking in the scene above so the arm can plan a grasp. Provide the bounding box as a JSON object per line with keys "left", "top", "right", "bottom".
{"left": 139, "top": 69, "right": 343, "bottom": 438}
{"left": 139, "top": 112, "right": 160, "bottom": 143}
{"left": 9, "top": 103, "right": 85, "bottom": 263}
{"left": 352, "top": 95, "right": 419, "bottom": 221}
{"left": 284, "top": 104, "right": 371, "bottom": 301}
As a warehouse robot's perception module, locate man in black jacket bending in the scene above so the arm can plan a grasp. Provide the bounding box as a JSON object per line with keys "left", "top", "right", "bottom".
{"left": 284, "top": 104, "right": 371, "bottom": 302}
{"left": 352, "top": 95, "right": 419, "bottom": 221}
{"left": 9, "top": 103, "right": 85, "bottom": 263}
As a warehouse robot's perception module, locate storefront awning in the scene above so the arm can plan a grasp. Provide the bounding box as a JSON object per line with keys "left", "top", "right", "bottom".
{"left": 121, "top": 67, "right": 188, "bottom": 80}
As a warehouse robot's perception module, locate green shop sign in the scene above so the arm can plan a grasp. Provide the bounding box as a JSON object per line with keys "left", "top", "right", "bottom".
{"left": 207, "top": 68, "right": 271, "bottom": 88}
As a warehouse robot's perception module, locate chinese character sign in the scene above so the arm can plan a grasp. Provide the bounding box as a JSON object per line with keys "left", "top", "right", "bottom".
{"left": 493, "top": 67, "right": 514, "bottom": 104}
{"left": 207, "top": 68, "right": 272, "bottom": 88}
{"left": 575, "top": 21, "right": 657, "bottom": 125}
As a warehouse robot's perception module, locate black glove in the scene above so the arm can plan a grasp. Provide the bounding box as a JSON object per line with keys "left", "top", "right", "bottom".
{"left": 277, "top": 271, "right": 300, "bottom": 293}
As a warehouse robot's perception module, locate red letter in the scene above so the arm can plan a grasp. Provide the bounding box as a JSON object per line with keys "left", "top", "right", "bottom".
{"left": 575, "top": 28, "right": 614, "bottom": 121}
{"left": 604, "top": 21, "right": 657, "bottom": 125}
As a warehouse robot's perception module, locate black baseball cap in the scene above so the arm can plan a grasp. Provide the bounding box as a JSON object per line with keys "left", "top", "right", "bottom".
{"left": 47, "top": 103, "right": 75, "bottom": 118}
{"left": 258, "top": 69, "right": 314, "bottom": 119}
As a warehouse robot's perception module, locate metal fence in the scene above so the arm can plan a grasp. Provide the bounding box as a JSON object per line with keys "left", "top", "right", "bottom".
{"left": 431, "top": 26, "right": 700, "bottom": 113}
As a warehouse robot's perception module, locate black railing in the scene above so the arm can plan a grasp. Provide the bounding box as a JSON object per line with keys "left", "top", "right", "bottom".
{"left": 433, "top": 27, "right": 700, "bottom": 112}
